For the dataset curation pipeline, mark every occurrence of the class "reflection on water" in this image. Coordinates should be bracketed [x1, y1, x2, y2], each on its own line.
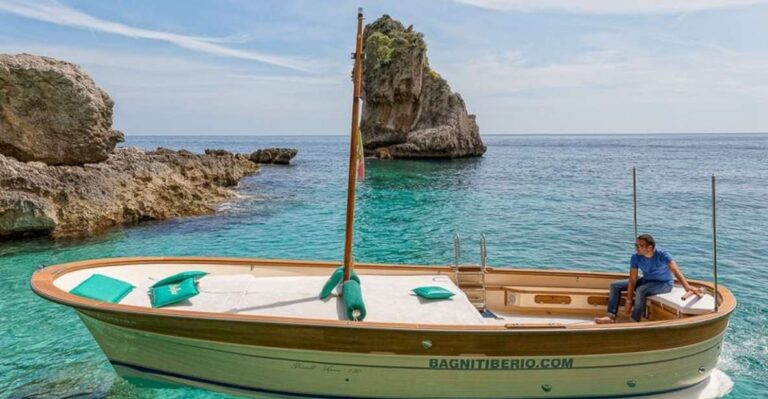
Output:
[363, 157, 485, 191]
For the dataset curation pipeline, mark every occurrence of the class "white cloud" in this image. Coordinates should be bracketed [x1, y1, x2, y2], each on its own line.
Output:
[0, 43, 227, 73]
[0, 42, 351, 134]
[444, 49, 768, 133]
[0, 0, 312, 72]
[455, 0, 768, 14]
[226, 74, 343, 86]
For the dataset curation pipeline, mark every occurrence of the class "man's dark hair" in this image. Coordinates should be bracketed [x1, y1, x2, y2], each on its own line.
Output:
[637, 234, 655, 248]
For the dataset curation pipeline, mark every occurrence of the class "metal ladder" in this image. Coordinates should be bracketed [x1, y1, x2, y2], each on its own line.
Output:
[452, 233, 487, 311]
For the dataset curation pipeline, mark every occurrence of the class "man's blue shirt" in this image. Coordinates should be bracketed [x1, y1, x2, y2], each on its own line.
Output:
[630, 248, 674, 283]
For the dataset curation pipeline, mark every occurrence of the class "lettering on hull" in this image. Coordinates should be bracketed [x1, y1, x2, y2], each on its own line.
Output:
[429, 358, 574, 370]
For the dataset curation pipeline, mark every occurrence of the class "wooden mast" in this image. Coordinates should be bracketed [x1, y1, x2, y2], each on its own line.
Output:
[343, 9, 364, 282]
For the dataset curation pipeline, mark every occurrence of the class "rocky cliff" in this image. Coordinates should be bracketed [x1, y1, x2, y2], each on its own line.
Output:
[0, 148, 257, 238]
[0, 54, 124, 166]
[360, 15, 486, 159]
[0, 54, 260, 239]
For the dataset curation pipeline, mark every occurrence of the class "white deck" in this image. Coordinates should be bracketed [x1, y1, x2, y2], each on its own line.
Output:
[124, 274, 493, 325]
[56, 267, 595, 325]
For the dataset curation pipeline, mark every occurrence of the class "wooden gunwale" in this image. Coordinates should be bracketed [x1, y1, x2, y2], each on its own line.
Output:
[76, 307, 728, 356]
[31, 256, 735, 341]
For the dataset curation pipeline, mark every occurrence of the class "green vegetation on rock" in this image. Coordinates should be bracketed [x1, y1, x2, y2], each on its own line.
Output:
[363, 15, 427, 76]
[366, 32, 394, 69]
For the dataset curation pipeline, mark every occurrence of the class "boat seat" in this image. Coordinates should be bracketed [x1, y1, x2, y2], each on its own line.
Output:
[501, 286, 609, 311]
[648, 286, 716, 315]
[502, 286, 608, 295]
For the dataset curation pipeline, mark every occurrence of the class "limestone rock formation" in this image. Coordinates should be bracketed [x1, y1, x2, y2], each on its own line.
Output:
[0, 191, 56, 238]
[360, 16, 485, 159]
[0, 53, 265, 239]
[205, 149, 233, 157]
[249, 148, 298, 165]
[0, 148, 258, 238]
[0, 54, 124, 165]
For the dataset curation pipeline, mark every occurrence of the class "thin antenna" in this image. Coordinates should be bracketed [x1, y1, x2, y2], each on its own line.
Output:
[712, 175, 719, 312]
[632, 167, 638, 240]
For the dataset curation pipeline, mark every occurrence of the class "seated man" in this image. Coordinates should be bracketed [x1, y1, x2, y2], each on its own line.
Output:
[595, 234, 702, 324]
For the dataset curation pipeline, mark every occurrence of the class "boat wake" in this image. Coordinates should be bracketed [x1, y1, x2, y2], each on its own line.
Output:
[645, 369, 733, 399]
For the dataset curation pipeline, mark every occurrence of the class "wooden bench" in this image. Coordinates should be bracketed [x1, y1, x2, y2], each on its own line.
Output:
[500, 285, 715, 319]
[502, 286, 610, 313]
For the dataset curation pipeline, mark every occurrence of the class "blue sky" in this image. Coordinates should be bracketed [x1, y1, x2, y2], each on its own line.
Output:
[0, 0, 766, 135]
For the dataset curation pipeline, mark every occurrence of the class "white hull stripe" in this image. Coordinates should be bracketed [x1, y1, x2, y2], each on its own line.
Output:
[110, 359, 709, 399]
[151, 338, 720, 371]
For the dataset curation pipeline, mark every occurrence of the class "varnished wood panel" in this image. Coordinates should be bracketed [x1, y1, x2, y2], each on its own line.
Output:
[534, 295, 572, 304]
[78, 307, 729, 357]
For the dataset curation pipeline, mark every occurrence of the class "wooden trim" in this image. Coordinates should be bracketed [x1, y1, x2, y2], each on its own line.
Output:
[647, 300, 680, 321]
[503, 286, 608, 295]
[534, 295, 571, 305]
[588, 296, 609, 306]
[78, 307, 729, 356]
[500, 306, 605, 317]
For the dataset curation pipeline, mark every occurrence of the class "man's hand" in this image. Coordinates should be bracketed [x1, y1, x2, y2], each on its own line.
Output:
[624, 301, 633, 317]
[681, 286, 704, 300]
[669, 261, 703, 300]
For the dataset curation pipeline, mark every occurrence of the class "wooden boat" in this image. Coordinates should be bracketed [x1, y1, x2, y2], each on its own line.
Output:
[31, 9, 735, 399]
[31, 256, 735, 398]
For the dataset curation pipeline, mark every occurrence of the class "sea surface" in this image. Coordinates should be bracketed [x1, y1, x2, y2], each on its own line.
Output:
[1, 134, 766, 398]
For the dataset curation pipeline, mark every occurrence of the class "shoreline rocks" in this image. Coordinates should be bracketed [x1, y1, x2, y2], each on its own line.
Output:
[360, 15, 486, 159]
[248, 148, 298, 165]
[0, 53, 267, 240]
[0, 54, 124, 166]
[0, 148, 258, 238]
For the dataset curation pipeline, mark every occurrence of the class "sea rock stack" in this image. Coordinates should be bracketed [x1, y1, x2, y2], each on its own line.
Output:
[0, 54, 124, 165]
[360, 15, 486, 159]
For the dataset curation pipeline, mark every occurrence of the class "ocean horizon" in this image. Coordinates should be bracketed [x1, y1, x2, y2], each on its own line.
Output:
[2, 133, 766, 398]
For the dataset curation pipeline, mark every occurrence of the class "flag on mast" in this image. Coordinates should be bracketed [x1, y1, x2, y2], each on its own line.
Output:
[356, 127, 365, 180]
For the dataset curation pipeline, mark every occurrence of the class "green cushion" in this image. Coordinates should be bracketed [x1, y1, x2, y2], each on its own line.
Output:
[150, 277, 200, 308]
[342, 280, 366, 321]
[412, 286, 456, 300]
[151, 271, 208, 288]
[319, 266, 361, 299]
[69, 274, 135, 303]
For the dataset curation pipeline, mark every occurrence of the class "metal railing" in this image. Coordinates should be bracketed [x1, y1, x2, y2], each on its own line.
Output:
[453, 232, 461, 268]
[452, 232, 487, 311]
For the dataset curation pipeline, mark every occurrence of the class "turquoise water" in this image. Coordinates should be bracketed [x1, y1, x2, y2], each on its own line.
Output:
[1, 134, 766, 398]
